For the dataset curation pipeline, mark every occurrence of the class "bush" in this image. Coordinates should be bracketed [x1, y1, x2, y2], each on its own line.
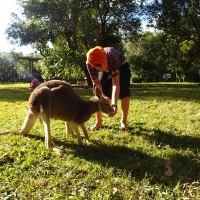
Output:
[131, 74, 141, 83]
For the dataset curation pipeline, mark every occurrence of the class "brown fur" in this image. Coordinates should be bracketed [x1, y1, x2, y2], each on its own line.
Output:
[0, 80, 113, 154]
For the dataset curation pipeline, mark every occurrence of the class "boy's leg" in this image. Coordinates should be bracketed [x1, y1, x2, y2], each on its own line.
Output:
[121, 96, 130, 129]
[119, 63, 131, 130]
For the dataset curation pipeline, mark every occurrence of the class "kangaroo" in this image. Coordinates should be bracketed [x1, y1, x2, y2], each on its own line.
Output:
[0, 80, 114, 154]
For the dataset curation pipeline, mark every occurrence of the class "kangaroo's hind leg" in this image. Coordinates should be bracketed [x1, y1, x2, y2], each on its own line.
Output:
[65, 122, 77, 138]
[0, 110, 38, 136]
[80, 124, 89, 141]
[69, 123, 83, 145]
[18, 110, 38, 135]
[41, 109, 63, 154]
[65, 122, 89, 141]
[38, 87, 63, 154]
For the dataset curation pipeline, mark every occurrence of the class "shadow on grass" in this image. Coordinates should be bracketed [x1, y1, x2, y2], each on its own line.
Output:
[131, 125, 200, 151]
[131, 83, 200, 101]
[0, 88, 31, 102]
[25, 128, 200, 186]
[1, 83, 200, 103]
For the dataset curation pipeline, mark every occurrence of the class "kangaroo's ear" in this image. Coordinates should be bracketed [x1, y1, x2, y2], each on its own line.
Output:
[93, 84, 103, 99]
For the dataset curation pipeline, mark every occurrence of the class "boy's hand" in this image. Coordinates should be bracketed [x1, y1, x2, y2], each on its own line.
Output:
[103, 95, 111, 103]
[109, 104, 117, 117]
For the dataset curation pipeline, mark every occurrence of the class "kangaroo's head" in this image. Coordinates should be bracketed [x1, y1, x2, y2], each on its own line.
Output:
[91, 84, 114, 116]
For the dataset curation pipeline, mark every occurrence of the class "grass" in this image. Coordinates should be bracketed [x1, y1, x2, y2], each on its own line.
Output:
[0, 82, 200, 199]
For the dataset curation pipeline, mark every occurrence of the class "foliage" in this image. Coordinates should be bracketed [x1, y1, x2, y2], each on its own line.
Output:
[126, 31, 200, 82]
[0, 51, 42, 82]
[131, 74, 141, 83]
[5, 0, 142, 84]
[147, 0, 200, 58]
[0, 82, 200, 199]
[40, 46, 86, 80]
[3, 0, 200, 83]
[126, 32, 166, 82]
[0, 52, 26, 82]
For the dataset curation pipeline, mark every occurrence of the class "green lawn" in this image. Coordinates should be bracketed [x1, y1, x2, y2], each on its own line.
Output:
[0, 82, 200, 199]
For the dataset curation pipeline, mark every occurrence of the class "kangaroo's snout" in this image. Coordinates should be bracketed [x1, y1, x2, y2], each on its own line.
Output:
[108, 107, 114, 116]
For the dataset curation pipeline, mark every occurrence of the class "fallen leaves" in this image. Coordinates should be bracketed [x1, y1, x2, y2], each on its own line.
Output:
[113, 187, 118, 195]
[159, 160, 174, 177]
[164, 160, 174, 177]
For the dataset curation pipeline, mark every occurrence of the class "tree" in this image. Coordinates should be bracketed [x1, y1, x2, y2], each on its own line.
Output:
[126, 32, 166, 82]
[5, 0, 142, 85]
[147, 0, 200, 58]
[0, 51, 40, 82]
[125, 31, 199, 82]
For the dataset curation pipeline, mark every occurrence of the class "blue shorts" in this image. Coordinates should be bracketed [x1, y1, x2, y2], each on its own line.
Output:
[98, 62, 131, 99]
